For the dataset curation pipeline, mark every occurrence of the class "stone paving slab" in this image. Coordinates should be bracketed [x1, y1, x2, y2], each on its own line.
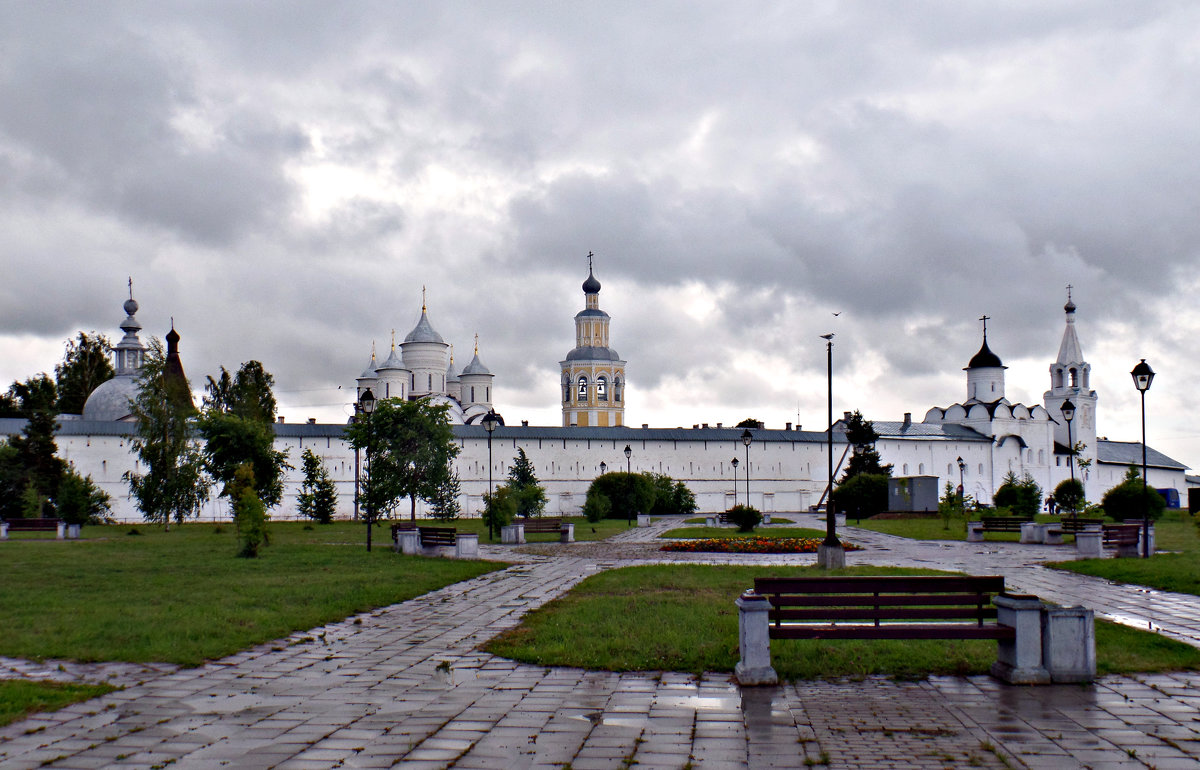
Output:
[5, 515, 1200, 768]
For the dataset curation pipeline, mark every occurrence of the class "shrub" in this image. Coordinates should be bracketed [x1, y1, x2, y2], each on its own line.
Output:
[992, 472, 1041, 517]
[55, 470, 112, 525]
[583, 490, 611, 523]
[647, 473, 698, 517]
[1101, 478, 1166, 523]
[482, 485, 516, 532]
[296, 448, 337, 524]
[725, 504, 762, 532]
[586, 472, 655, 520]
[1053, 479, 1086, 515]
[830, 473, 889, 520]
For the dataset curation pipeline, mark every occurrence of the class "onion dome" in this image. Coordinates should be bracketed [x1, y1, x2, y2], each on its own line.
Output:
[967, 337, 1004, 369]
[462, 352, 491, 376]
[359, 350, 377, 379]
[404, 308, 445, 344]
[582, 268, 601, 295]
[446, 354, 460, 382]
[379, 344, 405, 370]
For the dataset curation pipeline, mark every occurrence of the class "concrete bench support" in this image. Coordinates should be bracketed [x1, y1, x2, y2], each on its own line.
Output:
[66, 524, 81, 540]
[396, 529, 420, 555]
[1019, 522, 1044, 544]
[1043, 528, 1064, 546]
[991, 594, 1050, 684]
[966, 521, 983, 543]
[56, 521, 66, 540]
[762, 513, 771, 525]
[734, 591, 778, 686]
[705, 516, 718, 528]
[636, 514, 651, 527]
[0, 522, 7, 541]
[1042, 606, 1095, 683]
[501, 524, 525, 544]
[1139, 525, 1155, 556]
[561, 522, 575, 543]
[454, 533, 479, 559]
[1075, 529, 1103, 558]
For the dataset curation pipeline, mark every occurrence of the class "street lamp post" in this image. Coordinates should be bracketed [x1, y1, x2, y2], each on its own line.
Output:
[731, 457, 739, 507]
[956, 456, 965, 514]
[741, 429, 753, 508]
[359, 389, 376, 552]
[1131, 360, 1155, 558]
[1061, 398, 1076, 518]
[351, 406, 360, 522]
[600, 461, 607, 475]
[623, 445, 633, 526]
[482, 410, 500, 541]
[818, 333, 844, 568]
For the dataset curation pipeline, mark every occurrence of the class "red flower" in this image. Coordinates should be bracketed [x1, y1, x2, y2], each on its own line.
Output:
[660, 537, 861, 554]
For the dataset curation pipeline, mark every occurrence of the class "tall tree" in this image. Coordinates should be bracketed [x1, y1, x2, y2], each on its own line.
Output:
[345, 398, 460, 522]
[198, 361, 288, 509]
[507, 447, 547, 517]
[125, 339, 212, 530]
[2, 375, 66, 516]
[297, 448, 338, 524]
[840, 410, 892, 480]
[55, 332, 114, 414]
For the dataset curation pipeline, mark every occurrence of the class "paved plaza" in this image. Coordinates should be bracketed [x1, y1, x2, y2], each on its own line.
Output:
[4, 516, 1200, 768]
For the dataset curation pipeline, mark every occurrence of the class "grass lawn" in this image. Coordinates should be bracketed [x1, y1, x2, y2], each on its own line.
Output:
[0, 680, 115, 728]
[683, 516, 796, 525]
[0, 521, 499, 666]
[660, 526, 827, 540]
[484, 564, 1200, 680]
[851, 513, 1087, 543]
[1049, 511, 1200, 596]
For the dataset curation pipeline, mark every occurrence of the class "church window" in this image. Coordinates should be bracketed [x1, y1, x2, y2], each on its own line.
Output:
[471, 386, 475, 402]
[578, 375, 588, 400]
[1054, 368, 1063, 388]
[562, 374, 570, 402]
[428, 373, 433, 390]
[978, 463, 983, 475]
[385, 383, 390, 397]
[486, 387, 489, 401]
[613, 377, 622, 402]
[947, 463, 953, 475]
[597, 376, 608, 401]
[918, 463, 924, 474]
[902, 463, 909, 474]
[1038, 449, 1045, 464]
[1069, 368, 1078, 387]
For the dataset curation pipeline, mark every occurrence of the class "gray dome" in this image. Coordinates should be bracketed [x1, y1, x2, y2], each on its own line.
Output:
[565, 346, 621, 362]
[461, 352, 491, 375]
[82, 376, 138, 421]
[359, 354, 377, 379]
[404, 310, 445, 344]
[377, 347, 405, 370]
[447, 358, 461, 382]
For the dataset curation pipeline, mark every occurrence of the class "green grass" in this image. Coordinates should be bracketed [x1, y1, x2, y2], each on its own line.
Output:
[851, 514, 1087, 543]
[683, 516, 796, 525]
[484, 564, 1200, 680]
[660, 527, 827, 540]
[1048, 511, 1200, 596]
[0, 521, 500, 665]
[0, 680, 115, 728]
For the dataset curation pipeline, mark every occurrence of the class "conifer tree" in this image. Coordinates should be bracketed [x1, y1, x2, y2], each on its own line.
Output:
[297, 448, 338, 524]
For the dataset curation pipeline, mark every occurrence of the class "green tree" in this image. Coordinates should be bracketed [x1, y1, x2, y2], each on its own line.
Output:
[840, 411, 892, 480]
[56, 468, 112, 525]
[582, 489, 612, 522]
[585, 472, 655, 522]
[506, 448, 547, 517]
[55, 332, 114, 414]
[1101, 465, 1166, 522]
[735, 418, 763, 429]
[482, 484, 517, 532]
[646, 473, 698, 517]
[3, 375, 66, 515]
[296, 448, 338, 524]
[125, 339, 212, 530]
[725, 503, 763, 532]
[993, 471, 1041, 517]
[1054, 478, 1086, 515]
[429, 469, 463, 521]
[197, 361, 289, 510]
[230, 463, 269, 558]
[831, 473, 889, 519]
[345, 398, 460, 523]
[0, 442, 23, 520]
[19, 480, 47, 518]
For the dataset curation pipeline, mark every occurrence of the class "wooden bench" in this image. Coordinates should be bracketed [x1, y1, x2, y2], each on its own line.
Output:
[754, 575, 1016, 641]
[521, 517, 563, 535]
[1102, 523, 1141, 557]
[979, 516, 1033, 534]
[1057, 517, 1105, 534]
[416, 526, 457, 548]
[734, 575, 1063, 685]
[1, 518, 65, 540]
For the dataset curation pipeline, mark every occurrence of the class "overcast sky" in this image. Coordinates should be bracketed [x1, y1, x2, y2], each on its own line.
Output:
[3, 2, 1199, 468]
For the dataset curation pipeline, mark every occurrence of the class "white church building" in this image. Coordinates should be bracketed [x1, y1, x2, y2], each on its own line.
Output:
[2, 276, 1189, 522]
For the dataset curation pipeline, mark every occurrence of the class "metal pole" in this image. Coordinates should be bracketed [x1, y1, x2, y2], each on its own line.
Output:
[365, 417, 373, 552]
[1141, 389, 1150, 558]
[487, 431, 495, 541]
[744, 443, 751, 508]
[825, 338, 838, 546]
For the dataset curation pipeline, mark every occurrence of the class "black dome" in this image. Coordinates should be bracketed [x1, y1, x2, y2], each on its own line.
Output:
[582, 269, 601, 294]
[967, 338, 1004, 368]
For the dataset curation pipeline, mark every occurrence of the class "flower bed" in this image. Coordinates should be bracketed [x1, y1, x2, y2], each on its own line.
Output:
[660, 537, 862, 554]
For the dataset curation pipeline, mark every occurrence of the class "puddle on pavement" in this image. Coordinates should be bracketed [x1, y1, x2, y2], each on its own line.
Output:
[655, 694, 741, 711]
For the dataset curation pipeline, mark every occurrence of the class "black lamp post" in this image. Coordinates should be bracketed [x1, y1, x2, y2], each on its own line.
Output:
[351, 406, 360, 522]
[731, 457, 739, 507]
[821, 333, 839, 550]
[600, 461, 607, 475]
[624, 444, 632, 474]
[741, 429, 753, 507]
[956, 456, 965, 513]
[359, 388, 376, 552]
[482, 409, 500, 541]
[1061, 398, 1076, 516]
[1131, 359, 1155, 558]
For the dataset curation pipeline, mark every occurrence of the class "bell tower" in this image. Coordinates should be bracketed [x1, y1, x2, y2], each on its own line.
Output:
[560, 253, 626, 427]
[1044, 288, 1097, 474]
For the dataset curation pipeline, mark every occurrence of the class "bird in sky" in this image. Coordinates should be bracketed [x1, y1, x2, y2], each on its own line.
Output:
[820, 333, 834, 340]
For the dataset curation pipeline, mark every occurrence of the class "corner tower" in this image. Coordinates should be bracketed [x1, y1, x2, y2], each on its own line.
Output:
[560, 254, 626, 427]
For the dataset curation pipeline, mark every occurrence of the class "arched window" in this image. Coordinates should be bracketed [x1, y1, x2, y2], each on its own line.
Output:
[918, 463, 925, 474]
[613, 377, 622, 402]
[1054, 368, 1063, 388]
[978, 463, 983, 475]
[597, 376, 608, 401]
[1069, 368, 1078, 388]
[577, 375, 588, 401]
[947, 463, 953, 475]
[902, 463, 909, 475]
[562, 374, 570, 402]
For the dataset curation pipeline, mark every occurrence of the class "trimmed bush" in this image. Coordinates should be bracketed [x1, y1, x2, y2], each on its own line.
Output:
[1102, 480, 1166, 523]
[1053, 478, 1086, 515]
[586, 472, 656, 520]
[724, 504, 762, 532]
[831, 473, 889, 519]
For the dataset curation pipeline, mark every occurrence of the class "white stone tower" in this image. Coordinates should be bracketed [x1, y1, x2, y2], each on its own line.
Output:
[459, 335, 494, 410]
[560, 254, 626, 427]
[401, 295, 450, 398]
[1043, 289, 1097, 478]
[964, 315, 1006, 403]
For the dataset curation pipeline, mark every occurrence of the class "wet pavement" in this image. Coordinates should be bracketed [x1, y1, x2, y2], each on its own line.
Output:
[3, 515, 1200, 768]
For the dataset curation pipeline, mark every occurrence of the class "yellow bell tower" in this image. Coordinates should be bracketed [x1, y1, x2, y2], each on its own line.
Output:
[561, 253, 626, 427]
